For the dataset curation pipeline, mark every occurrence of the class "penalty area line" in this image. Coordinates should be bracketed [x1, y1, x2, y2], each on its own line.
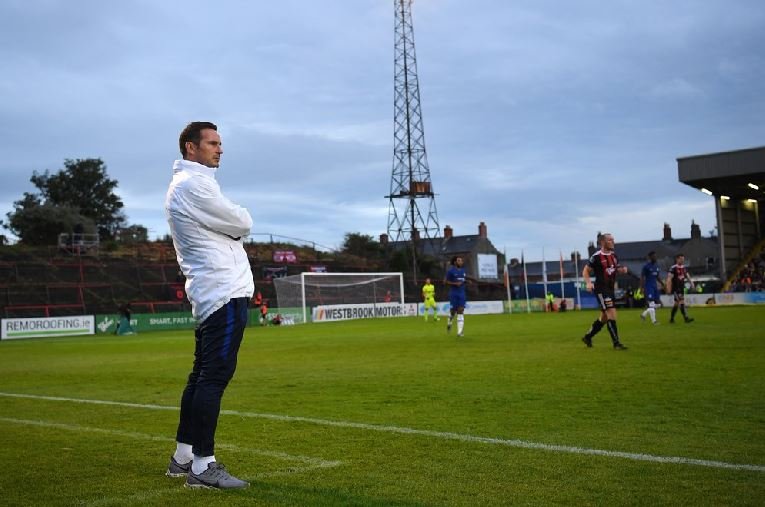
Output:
[1, 391, 763, 473]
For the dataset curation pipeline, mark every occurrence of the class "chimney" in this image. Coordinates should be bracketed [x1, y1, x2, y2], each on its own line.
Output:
[478, 221, 488, 238]
[587, 241, 596, 257]
[379, 233, 388, 246]
[690, 220, 701, 239]
[663, 223, 672, 241]
[444, 225, 453, 240]
[571, 251, 580, 262]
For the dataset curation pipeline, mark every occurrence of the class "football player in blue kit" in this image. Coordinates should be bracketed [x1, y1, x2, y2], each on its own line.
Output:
[445, 255, 468, 337]
[640, 251, 665, 324]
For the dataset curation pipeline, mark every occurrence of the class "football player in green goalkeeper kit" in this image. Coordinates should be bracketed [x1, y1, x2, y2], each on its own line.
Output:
[422, 278, 439, 321]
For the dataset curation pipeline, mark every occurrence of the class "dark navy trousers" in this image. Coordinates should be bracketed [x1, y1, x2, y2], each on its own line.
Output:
[175, 297, 249, 457]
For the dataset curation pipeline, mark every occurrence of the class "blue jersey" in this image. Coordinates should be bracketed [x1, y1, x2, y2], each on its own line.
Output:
[446, 266, 466, 296]
[642, 261, 661, 299]
[446, 266, 467, 309]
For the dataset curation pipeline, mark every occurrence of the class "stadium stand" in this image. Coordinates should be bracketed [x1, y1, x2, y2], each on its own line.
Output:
[723, 238, 765, 292]
[0, 245, 193, 317]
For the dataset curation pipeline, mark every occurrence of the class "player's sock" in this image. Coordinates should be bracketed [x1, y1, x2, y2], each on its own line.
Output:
[605, 319, 620, 345]
[670, 306, 678, 321]
[640, 308, 649, 319]
[584, 319, 604, 339]
[649, 307, 656, 323]
[680, 304, 688, 319]
[192, 455, 216, 475]
[173, 442, 193, 465]
[457, 314, 464, 334]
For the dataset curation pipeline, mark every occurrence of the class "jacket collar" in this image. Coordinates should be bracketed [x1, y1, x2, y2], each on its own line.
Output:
[173, 159, 218, 178]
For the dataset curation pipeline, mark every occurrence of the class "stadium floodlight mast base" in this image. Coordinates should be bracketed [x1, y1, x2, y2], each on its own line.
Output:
[273, 272, 405, 324]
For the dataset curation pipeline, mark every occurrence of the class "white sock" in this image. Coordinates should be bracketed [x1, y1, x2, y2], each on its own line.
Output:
[641, 308, 649, 318]
[457, 314, 464, 334]
[649, 307, 656, 323]
[173, 442, 193, 464]
[192, 455, 216, 475]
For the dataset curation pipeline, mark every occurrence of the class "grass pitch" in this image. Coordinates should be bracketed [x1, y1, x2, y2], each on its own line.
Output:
[0, 306, 763, 506]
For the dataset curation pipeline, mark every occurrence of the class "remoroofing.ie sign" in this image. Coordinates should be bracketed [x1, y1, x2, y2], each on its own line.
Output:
[1, 316, 95, 340]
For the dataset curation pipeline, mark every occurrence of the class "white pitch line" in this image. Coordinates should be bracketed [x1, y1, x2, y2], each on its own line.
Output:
[1, 392, 763, 473]
[0, 416, 341, 469]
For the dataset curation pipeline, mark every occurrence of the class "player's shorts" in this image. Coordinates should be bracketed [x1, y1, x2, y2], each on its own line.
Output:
[423, 297, 437, 309]
[644, 290, 662, 306]
[672, 291, 685, 302]
[594, 291, 615, 311]
[449, 292, 466, 310]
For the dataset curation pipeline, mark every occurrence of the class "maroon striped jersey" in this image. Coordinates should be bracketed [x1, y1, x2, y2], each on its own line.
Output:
[587, 249, 619, 292]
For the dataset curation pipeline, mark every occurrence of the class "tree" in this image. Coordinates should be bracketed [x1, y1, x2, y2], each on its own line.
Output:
[116, 225, 148, 243]
[3, 197, 95, 246]
[341, 233, 383, 258]
[3, 158, 127, 244]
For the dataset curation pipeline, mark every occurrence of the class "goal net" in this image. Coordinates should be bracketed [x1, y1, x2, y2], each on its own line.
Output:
[273, 272, 404, 324]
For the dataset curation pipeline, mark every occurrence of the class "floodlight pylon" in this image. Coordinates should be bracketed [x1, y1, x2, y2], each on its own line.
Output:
[386, 0, 440, 246]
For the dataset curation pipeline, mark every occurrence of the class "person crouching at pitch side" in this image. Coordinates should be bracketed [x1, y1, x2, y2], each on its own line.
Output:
[581, 233, 628, 350]
[164, 121, 254, 490]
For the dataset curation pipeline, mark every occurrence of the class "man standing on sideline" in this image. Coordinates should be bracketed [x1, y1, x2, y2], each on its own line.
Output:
[422, 277, 439, 321]
[165, 122, 253, 489]
[445, 256, 468, 337]
[667, 253, 695, 324]
[640, 251, 664, 325]
[581, 233, 629, 350]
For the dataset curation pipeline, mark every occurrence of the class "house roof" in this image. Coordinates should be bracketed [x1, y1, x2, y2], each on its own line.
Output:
[386, 234, 502, 258]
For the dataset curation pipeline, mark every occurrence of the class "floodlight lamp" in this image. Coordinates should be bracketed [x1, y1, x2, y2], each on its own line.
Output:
[720, 195, 730, 201]
[746, 199, 757, 204]
[700, 188, 713, 195]
[748, 183, 759, 190]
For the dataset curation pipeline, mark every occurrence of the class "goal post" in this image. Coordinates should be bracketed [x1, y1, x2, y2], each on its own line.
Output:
[272, 272, 405, 324]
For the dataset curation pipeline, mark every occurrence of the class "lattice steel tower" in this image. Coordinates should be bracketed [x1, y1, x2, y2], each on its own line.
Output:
[386, 0, 440, 244]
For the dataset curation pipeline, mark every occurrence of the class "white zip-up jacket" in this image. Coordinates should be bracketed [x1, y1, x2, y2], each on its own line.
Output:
[165, 159, 254, 322]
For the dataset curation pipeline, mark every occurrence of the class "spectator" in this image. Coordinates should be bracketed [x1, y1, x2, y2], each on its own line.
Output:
[260, 299, 269, 326]
[625, 286, 635, 308]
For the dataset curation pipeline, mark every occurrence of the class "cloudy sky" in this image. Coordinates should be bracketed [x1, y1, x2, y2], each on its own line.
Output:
[1, 0, 763, 260]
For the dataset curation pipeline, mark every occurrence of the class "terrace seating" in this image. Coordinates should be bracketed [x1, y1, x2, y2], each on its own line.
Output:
[0, 252, 191, 318]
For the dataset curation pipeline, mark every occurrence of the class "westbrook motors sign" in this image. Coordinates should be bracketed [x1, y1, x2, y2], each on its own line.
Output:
[1, 316, 95, 340]
[312, 303, 418, 323]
